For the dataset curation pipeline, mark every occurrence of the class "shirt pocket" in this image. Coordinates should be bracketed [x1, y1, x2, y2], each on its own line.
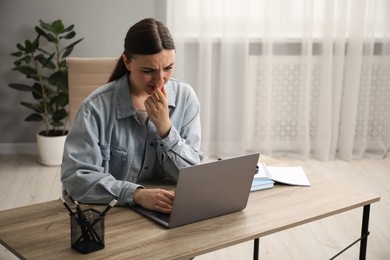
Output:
[100, 145, 128, 178]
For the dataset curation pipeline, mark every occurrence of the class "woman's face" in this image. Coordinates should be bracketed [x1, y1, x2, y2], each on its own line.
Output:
[122, 49, 175, 95]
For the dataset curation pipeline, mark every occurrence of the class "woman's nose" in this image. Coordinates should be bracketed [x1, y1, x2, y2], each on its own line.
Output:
[153, 71, 165, 83]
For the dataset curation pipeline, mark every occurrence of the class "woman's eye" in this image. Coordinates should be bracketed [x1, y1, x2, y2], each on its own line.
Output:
[142, 70, 153, 74]
[164, 66, 173, 71]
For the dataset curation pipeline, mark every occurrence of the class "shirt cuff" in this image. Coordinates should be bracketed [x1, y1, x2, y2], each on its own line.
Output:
[156, 125, 180, 152]
[119, 182, 144, 206]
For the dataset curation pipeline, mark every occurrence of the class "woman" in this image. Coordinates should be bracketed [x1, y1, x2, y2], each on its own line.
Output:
[61, 18, 204, 214]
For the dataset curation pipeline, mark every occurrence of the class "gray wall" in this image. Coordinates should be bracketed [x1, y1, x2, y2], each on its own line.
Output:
[0, 0, 166, 152]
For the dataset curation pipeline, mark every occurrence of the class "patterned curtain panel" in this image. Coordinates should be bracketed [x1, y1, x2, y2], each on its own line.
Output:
[167, 0, 390, 160]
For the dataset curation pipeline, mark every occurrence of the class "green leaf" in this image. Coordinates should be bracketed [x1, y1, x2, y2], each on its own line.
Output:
[44, 53, 56, 69]
[59, 93, 69, 106]
[59, 60, 67, 68]
[62, 47, 73, 59]
[48, 70, 67, 87]
[32, 36, 40, 50]
[61, 31, 76, 39]
[63, 24, 74, 33]
[8, 83, 33, 92]
[61, 38, 83, 58]
[45, 33, 57, 43]
[21, 102, 44, 113]
[25, 113, 43, 122]
[39, 20, 52, 31]
[35, 53, 56, 69]
[16, 43, 25, 51]
[52, 93, 68, 107]
[35, 26, 47, 37]
[13, 65, 37, 77]
[58, 75, 68, 92]
[52, 20, 65, 34]
[14, 55, 32, 66]
[24, 40, 35, 53]
[52, 109, 67, 121]
[20, 101, 34, 109]
[37, 21, 57, 42]
[24, 55, 32, 64]
[32, 83, 44, 100]
[11, 51, 23, 57]
[46, 103, 54, 114]
[34, 53, 45, 64]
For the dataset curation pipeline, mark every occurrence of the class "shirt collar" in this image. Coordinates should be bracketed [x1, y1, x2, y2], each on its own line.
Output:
[165, 80, 176, 108]
[115, 75, 135, 119]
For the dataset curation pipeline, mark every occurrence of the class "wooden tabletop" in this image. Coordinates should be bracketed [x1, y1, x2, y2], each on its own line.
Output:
[0, 157, 380, 260]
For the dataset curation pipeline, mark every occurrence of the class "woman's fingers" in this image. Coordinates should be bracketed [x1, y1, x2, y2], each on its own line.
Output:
[134, 188, 175, 213]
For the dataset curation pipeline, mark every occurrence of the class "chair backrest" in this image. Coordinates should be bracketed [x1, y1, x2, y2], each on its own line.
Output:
[67, 57, 118, 123]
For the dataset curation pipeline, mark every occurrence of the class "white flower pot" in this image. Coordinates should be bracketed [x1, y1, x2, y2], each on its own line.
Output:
[36, 133, 67, 166]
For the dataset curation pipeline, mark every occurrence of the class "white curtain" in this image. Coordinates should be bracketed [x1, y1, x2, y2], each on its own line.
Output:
[167, 0, 390, 160]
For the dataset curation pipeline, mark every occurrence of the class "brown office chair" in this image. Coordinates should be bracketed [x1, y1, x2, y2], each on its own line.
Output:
[67, 57, 118, 123]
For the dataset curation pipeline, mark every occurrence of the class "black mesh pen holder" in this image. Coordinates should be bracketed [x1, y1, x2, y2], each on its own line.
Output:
[70, 208, 105, 254]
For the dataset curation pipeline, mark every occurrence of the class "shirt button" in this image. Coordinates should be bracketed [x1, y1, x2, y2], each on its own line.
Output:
[150, 143, 154, 147]
[144, 166, 149, 170]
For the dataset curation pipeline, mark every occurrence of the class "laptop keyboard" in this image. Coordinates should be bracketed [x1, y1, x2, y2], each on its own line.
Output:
[151, 211, 171, 223]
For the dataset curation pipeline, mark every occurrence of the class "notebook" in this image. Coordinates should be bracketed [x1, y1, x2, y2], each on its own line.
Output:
[132, 153, 260, 228]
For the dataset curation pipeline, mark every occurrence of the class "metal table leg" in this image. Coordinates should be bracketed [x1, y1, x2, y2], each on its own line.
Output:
[359, 204, 371, 260]
[253, 238, 259, 260]
[330, 204, 372, 259]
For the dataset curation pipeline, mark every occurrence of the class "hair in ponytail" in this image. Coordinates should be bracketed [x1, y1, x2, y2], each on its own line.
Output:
[108, 18, 175, 82]
[108, 57, 127, 82]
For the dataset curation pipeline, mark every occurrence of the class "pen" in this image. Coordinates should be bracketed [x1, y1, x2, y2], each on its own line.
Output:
[60, 196, 74, 215]
[74, 201, 86, 220]
[90, 199, 117, 227]
[100, 199, 118, 217]
[68, 195, 75, 203]
[74, 201, 94, 241]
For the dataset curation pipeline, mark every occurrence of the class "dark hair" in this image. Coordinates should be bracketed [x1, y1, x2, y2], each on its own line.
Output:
[108, 18, 175, 82]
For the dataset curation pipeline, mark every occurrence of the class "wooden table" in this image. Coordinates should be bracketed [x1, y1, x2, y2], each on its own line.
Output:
[0, 158, 380, 260]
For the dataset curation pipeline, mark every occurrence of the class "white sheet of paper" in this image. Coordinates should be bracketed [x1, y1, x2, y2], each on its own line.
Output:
[266, 166, 311, 186]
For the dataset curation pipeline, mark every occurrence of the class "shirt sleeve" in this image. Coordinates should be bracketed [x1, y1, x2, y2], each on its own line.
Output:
[61, 103, 142, 206]
[156, 85, 205, 181]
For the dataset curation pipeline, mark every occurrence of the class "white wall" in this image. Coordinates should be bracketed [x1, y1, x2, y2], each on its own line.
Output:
[0, 0, 166, 152]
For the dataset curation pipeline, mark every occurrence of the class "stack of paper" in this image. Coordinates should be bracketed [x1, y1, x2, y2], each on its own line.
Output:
[251, 178, 275, 191]
[251, 162, 311, 192]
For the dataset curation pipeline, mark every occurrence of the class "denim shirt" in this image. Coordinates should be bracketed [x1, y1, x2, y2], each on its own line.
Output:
[61, 75, 204, 206]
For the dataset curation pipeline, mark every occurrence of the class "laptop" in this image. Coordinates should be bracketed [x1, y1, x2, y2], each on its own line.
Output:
[132, 153, 259, 228]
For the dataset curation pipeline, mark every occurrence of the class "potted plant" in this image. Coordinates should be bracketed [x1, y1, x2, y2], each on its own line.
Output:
[9, 19, 83, 166]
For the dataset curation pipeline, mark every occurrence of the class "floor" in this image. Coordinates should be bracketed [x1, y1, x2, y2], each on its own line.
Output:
[0, 154, 389, 259]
